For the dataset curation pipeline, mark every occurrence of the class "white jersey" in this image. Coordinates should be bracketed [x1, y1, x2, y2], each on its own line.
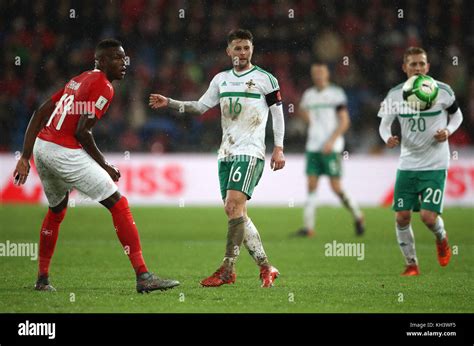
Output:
[378, 80, 456, 170]
[198, 66, 280, 160]
[300, 85, 347, 153]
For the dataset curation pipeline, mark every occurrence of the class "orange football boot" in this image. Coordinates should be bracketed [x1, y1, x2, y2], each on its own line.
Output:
[436, 237, 452, 267]
[200, 266, 236, 287]
[401, 264, 420, 276]
[259, 265, 280, 288]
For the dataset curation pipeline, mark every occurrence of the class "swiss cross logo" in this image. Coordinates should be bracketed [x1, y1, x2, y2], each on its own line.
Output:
[95, 96, 108, 110]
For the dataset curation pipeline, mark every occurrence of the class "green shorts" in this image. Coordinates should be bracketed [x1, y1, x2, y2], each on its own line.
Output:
[393, 169, 447, 214]
[218, 155, 265, 200]
[306, 152, 342, 177]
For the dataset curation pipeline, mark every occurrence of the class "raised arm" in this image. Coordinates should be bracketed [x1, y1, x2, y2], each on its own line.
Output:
[149, 94, 210, 114]
[149, 75, 219, 115]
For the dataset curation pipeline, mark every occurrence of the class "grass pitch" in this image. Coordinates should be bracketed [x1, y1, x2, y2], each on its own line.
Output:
[0, 205, 472, 313]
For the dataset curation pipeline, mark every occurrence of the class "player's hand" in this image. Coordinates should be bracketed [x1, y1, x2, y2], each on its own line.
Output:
[271, 146, 285, 171]
[105, 163, 121, 182]
[386, 136, 400, 148]
[149, 94, 169, 109]
[13, 157, 30, 186]
[434, 129, 450, 142]
[322, 141, 334, 154]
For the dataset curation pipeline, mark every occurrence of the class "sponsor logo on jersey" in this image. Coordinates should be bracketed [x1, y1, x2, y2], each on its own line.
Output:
[95, 96, 108, 110]
[221, 81, 227, 86]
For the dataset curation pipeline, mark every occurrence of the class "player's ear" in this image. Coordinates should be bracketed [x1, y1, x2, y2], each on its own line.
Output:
[226, 46, 231, 57]
[426, 63, 430, 74]
[402, 63, 407, 74]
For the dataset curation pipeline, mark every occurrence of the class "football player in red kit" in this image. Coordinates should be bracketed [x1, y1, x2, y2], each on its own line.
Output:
[13, 39, 179, 293]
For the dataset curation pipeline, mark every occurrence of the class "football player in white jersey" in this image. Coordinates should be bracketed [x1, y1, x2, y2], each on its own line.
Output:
[378, 47, 463, 276]
[149, 29, 285, 287]
[294, 63, 365, 237]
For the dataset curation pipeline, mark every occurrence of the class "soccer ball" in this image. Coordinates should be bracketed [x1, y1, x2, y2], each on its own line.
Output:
[402, 74, 439, 111]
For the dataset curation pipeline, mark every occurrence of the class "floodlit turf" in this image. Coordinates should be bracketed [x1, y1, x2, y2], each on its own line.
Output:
[0, 205, 472, 313]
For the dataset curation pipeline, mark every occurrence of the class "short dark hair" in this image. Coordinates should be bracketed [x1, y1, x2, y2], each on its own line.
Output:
[403, 47, 427, 63]
[227, 29, 253, 45]
[95, 38, 122, 52]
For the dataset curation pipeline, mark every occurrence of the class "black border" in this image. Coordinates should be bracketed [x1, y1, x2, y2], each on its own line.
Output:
[1, 313, 473, 345]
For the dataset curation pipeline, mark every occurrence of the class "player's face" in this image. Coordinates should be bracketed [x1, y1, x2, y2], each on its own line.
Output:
[103, 46, 127, 81]
[311, 65, 330, 89]
[403, 54, 430, 78]
[226, 39, 253, 70]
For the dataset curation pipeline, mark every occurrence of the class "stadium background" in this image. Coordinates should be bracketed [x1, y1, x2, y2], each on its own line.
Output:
[1, 0, 473, 155]
[0, 0, 473, 318]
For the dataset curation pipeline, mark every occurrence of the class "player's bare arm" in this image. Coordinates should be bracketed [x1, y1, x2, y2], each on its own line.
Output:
[271, 146, 285, 171]
[75, 114, 121, 181]
[298, 107, 310, 124]
[434, 128, 450, 142]
[13, 98, 56, 185]
[323, 107, 350, 154]
[148, 94, 168, 109]
[386, 136, 400, 148]
[149, 93, 209, 115]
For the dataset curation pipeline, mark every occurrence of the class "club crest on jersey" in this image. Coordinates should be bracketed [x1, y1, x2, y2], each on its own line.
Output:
[246, 79, 256, 89]
[95, 96, 108, 110]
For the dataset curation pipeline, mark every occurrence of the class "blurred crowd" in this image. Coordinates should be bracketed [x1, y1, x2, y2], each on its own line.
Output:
[1, 0, 473, 154]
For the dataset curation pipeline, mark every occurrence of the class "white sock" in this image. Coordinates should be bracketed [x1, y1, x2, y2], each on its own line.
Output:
[243, 218, 269, 266]
[430, 216, 447, 242]
[396, 223, 418, 265]
[303, 191, 317, 230]
[339, 191, 363, 220]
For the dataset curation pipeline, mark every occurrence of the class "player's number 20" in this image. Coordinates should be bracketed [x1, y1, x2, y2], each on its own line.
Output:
[408, 117, 426, 132]
[423, 188, 442, 205]
[46, 93, 75, 130]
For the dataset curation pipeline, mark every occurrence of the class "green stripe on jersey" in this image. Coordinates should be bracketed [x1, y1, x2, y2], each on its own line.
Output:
[308, 104, 336, 109]
[399, 110, 442, 118]
[255, 66, 277, 88]
[219, 92, 261, 99]
[439, 84, 454, 96]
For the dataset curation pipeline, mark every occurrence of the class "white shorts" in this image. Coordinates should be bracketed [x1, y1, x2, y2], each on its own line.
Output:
[33, 138, 118, 207]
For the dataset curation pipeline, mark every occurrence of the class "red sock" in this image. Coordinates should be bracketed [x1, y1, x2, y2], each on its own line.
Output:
[38, 208, 67, 276]
[109, 196, 148, 275]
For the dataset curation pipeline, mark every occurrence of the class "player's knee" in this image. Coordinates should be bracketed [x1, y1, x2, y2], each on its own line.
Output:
[396, 212, 411, 227]
[420, 211, 437, 228]
[224, 199, 244, 218]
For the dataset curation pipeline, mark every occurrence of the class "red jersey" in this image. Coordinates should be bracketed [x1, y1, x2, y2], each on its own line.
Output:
[38, 70, 114, 149]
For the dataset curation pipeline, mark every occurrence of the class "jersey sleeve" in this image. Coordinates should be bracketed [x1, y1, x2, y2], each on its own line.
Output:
[198, 75, 220, 109]
[337, 88, 348, 107]
[377, 92, 395, 118]
[438, 83, 456, 110]
[261, 72, 280, 95]
[51, 88, 64, 103]
[299, 90, 310, 111]
[88, 80, 114, 119]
